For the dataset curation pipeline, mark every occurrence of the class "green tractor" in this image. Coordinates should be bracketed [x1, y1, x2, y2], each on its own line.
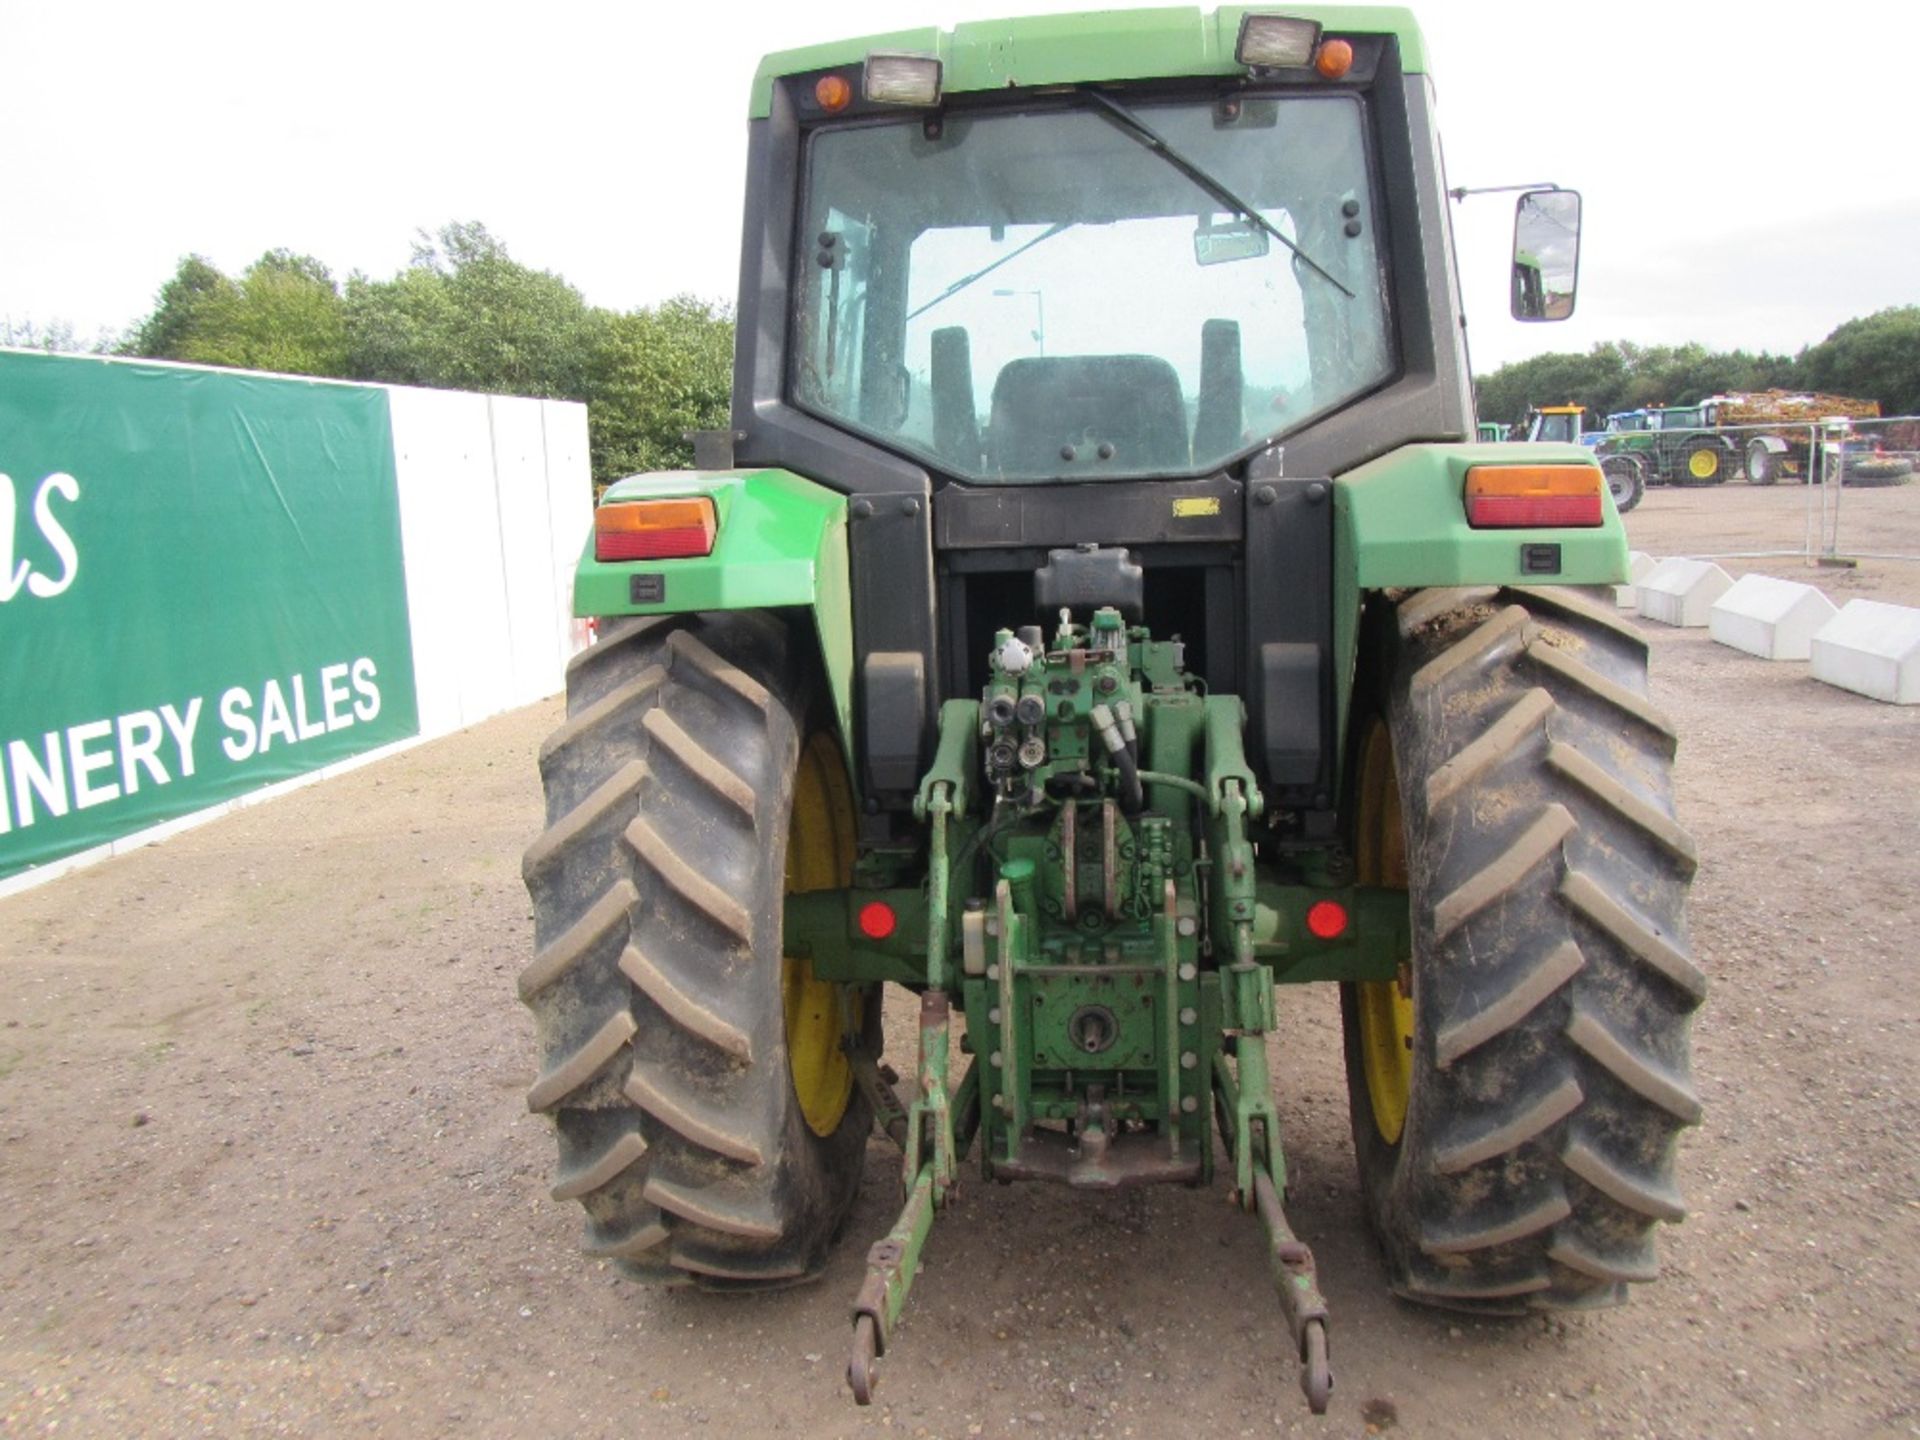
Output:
[519, 6, 1702, 1416]
[1525, 404, 1643, 511]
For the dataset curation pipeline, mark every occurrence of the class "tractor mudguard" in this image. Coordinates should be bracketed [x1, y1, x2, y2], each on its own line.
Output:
[1329, 440, 1629, 790]
[1334, 441, 1629, 591]
[572, 467, 854, 772]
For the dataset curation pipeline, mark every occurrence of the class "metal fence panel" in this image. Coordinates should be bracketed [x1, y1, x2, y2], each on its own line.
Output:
[1590, 407, 1919, 562]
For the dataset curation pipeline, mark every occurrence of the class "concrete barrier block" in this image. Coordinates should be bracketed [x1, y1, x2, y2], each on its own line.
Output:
[1614, 550, 1660, 609]
[1810, 600, 1920, 704]
[1636, 558, 1734, 627]
[1708, 574, 1839, 660]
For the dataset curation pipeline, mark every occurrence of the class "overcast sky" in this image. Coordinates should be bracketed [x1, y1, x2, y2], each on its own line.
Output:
[4, 0, 1915, 373]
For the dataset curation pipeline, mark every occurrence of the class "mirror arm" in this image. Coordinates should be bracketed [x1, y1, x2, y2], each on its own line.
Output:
[1448, 181, 1563, 203]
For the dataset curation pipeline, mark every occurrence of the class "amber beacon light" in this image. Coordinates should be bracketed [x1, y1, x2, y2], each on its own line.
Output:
[1314, 38, 1354, 79]
[814, 73, 853, 112]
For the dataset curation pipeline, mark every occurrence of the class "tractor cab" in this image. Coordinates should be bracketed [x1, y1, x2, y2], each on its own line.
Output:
[1524, 403, 1586, 444]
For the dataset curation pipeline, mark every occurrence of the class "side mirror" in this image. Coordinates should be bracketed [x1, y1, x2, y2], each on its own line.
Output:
[1511, 189, 1580, 321]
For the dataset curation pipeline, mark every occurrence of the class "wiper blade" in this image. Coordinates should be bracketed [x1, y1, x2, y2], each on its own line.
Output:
[905, 220, 1075, 322]
[1084, 90, 1354, 300]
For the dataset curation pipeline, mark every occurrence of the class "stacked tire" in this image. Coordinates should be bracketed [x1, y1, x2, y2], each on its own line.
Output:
[1845, 456, 1913, 488]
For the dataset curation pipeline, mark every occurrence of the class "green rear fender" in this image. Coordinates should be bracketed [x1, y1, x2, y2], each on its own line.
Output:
[574, 468, 854, 777]
[1335, 441, 1628, 592]
[1329, 440, 1630, 785]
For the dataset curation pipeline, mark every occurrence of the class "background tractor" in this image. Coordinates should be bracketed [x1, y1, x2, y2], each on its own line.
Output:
[1593, 403, 1736, 498]
[519, 6, 1701, 1416]
[1523, 403, 1589, 445]
[1524, 404, 1641, 511]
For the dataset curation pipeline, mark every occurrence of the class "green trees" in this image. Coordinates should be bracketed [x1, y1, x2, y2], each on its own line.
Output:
[1473, 343, 1628, 426]
[0, 317, 101, 353]
[344, 223, 597, 399]
[110, 223, 1917, 477]
[1473, 340, 1800, 428]
[127, 251, 350, 376]
[124, 256, 232, 361]
[1797, 307, 1920, 419]
[121, 223, 732, 487]
[585, 297, 734, 481]
[1475, 314, 1919, 428]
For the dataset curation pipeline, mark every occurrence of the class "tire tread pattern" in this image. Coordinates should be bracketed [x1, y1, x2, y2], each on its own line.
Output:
[520, 614, 868, 1285]
[1349, 586, 1703, 1313]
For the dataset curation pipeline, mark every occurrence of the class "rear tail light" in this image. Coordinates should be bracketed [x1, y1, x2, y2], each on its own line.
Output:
[595, 497, 717, 561]
[1464, 465, 1604, 528]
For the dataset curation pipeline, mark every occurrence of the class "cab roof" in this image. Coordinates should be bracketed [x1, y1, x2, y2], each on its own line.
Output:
[749, 5, 1428, 117]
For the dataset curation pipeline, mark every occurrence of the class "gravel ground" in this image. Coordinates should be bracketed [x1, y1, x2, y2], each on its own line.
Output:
[2, 483, 1916, 1438]
[1621, 477, 1920, 608]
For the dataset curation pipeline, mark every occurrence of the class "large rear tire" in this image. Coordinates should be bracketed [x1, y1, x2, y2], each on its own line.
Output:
[519, 613, 872, 1288]
[1341, 586, 1704, 1313]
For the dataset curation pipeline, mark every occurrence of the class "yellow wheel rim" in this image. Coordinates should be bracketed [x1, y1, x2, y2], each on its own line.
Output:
[784, 732, 858, 1137]
[1688, 448, 1718, 480]
[1354, 721, 1414, 1146]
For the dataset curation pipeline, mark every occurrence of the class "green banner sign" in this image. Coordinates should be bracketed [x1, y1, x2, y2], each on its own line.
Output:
[1, 352, 419, 879]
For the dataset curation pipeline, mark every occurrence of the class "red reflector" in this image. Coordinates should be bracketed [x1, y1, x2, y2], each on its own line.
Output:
[1306, 900, 1349, 940]
[595, 526, 715, 561]
[1464, 494, 1604, 528]
[857, 900, 897, 941]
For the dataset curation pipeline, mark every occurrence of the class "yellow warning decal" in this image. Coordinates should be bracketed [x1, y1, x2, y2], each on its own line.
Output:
[1172, 497, 1221, 518]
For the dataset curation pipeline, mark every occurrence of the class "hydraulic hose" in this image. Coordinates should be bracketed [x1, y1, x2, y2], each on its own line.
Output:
[1113, 745, 1146, 816]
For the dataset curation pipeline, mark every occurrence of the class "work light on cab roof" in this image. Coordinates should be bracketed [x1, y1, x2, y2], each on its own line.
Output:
[1235, 13, 1321, 66]
[1235, 12, 1352, 76]
[864, 51, 942, 106]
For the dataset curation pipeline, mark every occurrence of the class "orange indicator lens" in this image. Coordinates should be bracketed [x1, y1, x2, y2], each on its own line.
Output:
[1314, 38, 1354, 79]
[594, 497, 718, 561]
[1464, 465, 1604, 528]
[815, 73, 853, 112]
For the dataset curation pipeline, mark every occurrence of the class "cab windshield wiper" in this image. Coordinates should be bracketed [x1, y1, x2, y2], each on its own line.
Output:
[1084, 90, 1354, 299]
[905, 220, 1075, 322]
